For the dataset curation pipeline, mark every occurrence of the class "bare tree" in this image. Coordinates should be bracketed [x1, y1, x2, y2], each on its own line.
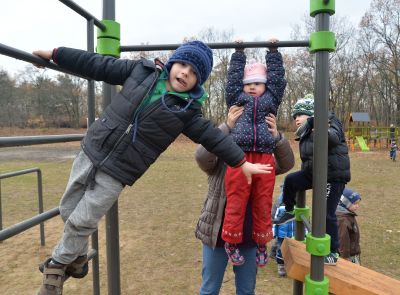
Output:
[358, 0, 400, 125]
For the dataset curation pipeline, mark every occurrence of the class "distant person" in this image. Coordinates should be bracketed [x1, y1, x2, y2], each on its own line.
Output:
[222, 39, 287, 267]
[336, 188, 361, 264]
[32, 41, 271, 295]
[389, 140, 397, 161]
[195, 105, 294, 294]
[274, 94, 351, 265]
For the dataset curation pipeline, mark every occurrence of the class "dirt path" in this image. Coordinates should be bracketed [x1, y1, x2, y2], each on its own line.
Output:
[0, 142, 81, 161]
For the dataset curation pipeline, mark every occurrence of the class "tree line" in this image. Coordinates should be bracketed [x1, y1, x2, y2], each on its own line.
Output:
[0, 0, 398, 130]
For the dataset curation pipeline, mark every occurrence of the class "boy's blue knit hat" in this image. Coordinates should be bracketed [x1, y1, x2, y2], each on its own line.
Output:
[292, 94, 315, 119]
[339, 188, 361, 209]
[165, 40, 213, 86]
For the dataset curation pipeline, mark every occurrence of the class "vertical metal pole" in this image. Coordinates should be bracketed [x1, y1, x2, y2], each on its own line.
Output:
[87, 18, 96, 128]
[293, 190, 306, 295]
[87, 18, 101, 295]
[102, 1, 121, 295]
[37, 170, 45, 246]
[0, 180, 3, 235]
[91, 232, 101, 295]
[310, 12, 330, 282]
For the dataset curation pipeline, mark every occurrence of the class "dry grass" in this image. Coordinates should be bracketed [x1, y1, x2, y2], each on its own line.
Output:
[0, 139, 399, 294]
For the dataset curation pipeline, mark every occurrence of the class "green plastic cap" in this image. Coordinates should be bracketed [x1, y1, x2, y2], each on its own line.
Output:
[309, 31, 336, 53]
[306, 233, 330, 256]
[310, 0, 335, 17]
[305, 274, 329, 295]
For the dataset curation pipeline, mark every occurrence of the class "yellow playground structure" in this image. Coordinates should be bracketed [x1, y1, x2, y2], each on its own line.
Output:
[347, 112, 398, 152]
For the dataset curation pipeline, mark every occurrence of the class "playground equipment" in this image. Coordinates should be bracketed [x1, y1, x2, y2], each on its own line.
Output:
[355, 136, 370, 152]
[282, 238, 400, 295]
[347, 112, 399, 151]
[1, 0, 399, 294]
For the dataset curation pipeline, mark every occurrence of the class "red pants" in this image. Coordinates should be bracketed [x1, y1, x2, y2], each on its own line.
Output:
[222, 152, 275, 245]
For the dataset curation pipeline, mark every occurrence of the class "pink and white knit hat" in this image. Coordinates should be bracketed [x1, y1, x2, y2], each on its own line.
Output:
[243, 59, 267, 84]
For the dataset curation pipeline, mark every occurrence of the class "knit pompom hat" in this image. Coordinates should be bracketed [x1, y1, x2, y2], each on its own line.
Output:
[291, 94, 315, 119]
[243, 59, 267, 84]
[339, 188, 361, 209]
[165, 40, 213, 86]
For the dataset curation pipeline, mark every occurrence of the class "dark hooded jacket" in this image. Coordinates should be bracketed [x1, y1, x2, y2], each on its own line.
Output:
[53, 47, 245, 186]
[297, 112, 351, 183]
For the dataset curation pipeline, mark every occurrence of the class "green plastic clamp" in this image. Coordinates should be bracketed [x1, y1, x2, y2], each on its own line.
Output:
[309, 31, 336, 53]
[306, 233, 330, 256]
[294, 206, 310, 222]
[310, 0, 335, 17]
[97, 20, 120, 57]
[305, 274, 329, 295]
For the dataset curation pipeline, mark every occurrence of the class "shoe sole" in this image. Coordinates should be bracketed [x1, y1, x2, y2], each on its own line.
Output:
[229, 258, 245, 266]
[231, 261, 245, 266]
[257, 263, 267, 268]
[324, 258, 338, 265]
[324, 262, 337, 266]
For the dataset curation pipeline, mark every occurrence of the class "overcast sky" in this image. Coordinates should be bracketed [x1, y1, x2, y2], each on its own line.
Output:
[1, 0, 374, 76]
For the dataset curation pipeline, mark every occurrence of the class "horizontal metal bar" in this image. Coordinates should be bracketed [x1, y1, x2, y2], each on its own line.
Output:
[0, 168, 40, 180]
[0, 134, 85, 148]
[88, 249, 97, 260]
[0, 43, 90, 79]
[58, 0, 106, 30]
[120, 40, 309, 52]
[0, 207, 59, 241]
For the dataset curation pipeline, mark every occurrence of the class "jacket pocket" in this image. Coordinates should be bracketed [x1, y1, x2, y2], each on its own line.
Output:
[88, 115, 119, 151]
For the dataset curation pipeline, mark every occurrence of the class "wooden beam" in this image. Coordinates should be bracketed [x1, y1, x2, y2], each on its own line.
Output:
[281, 238, 400, 295]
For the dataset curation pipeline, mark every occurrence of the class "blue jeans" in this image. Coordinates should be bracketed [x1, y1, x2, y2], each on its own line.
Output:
[275, 237, 285, 265]
[200, 244, 257, 295]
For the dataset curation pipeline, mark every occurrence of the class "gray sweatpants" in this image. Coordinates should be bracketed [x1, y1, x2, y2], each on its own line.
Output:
[52, 151, 124, 264]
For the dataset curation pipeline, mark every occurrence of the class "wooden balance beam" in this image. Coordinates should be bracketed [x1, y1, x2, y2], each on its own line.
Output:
[281, 238, 400, 295]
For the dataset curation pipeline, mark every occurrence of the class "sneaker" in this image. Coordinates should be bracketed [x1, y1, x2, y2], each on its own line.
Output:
[273, 211, 295, 225]
[277, 264, 287, 277]
[324, 252, 339, 265]
[66, 255, 89, 278]
[37, 258, 67, 295]
[256, 245, 268, 268]
[39, 255, 89, 279]
[224, 242, 245, 266]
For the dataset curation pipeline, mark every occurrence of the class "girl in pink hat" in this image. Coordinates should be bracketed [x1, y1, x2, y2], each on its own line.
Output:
[222, 39, 287, 267]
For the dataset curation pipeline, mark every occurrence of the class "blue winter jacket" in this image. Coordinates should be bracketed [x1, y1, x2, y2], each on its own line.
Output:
[225, 51, 287, 153]
[272, 195, 295, 238]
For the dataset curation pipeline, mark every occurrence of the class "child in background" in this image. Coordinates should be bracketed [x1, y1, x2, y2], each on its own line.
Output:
[32, 41, 271, 295]
[274, 95, 351, 265]
[222, 39, 287, 267]
[389, 140, 397, 161]
[271, 193, 295, 277]
[336, 187, 361, 264]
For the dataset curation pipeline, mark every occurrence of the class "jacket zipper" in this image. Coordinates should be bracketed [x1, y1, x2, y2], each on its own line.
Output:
[252, 97, 258, 151]
[98, 70, 160, 167]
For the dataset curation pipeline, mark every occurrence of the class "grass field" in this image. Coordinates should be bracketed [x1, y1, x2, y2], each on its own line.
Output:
[0, 138, 399, 294]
